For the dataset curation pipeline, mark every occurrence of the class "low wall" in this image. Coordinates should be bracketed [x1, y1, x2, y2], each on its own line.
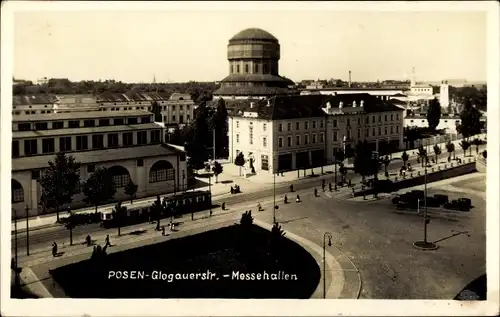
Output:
[355, 162, 477, 197]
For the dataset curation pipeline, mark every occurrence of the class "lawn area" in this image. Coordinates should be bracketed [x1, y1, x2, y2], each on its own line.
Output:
[50, 224, 320, 298]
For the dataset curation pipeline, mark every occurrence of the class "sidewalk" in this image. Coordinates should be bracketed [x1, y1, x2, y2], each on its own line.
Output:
[11, 179, 232, 233]
[12, 136, 485, 232]
[18, 193, 355, 299]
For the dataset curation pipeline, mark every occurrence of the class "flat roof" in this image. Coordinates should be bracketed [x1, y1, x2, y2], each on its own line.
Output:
[12, 110, 152, 122]
[13, 123, 162, 139]
[12, 144, 182, 172]
[299, 87, 408, 91]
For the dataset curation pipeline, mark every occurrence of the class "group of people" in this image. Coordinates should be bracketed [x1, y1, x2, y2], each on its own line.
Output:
[52, 234, 113, 257]
[230, 184, 241, 194]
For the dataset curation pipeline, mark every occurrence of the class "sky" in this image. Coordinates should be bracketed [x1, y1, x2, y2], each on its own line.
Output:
[11, 3, 488, 84]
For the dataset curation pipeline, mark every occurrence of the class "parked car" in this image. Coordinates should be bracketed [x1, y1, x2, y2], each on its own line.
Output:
[434, 194, 449, 205]
[425, 196, 441, 208]
[457, 198, 472, 208]
[397, 200, 418, 210]
[410, 190, 425, 199]
[444, 200, 470, 212]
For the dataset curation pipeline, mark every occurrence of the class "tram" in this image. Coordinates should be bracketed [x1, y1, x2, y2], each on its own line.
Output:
[101, 190, 212, 228]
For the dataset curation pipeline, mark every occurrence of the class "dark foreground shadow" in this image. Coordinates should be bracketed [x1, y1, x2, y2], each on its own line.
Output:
[454, 274, 486, 300]
[51, 224, 320, 299]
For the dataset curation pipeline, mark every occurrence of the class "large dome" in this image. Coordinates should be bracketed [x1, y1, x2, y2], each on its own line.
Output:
[230, 28, 278, 42]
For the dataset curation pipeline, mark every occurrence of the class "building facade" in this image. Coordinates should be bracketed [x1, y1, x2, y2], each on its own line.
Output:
[12, 95, 59, 116]
[404, 114, 487, 134]
[300, 87, 407, 101]
[213, 28, 296, 100]
[12, 110, 187, 218]
[228, 94, 404, 174]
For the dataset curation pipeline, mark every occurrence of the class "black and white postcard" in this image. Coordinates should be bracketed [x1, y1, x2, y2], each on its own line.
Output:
[1, 1, 499, 316]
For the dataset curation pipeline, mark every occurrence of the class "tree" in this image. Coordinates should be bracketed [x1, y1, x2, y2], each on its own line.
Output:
[270, 223, 286, 254]
[353, 141, 379, 182]
[433, 145, 442, 163]
[186, 104, 210, 170]
[417, 145, 427, 168]
[401, 151, 409, 168]
[445, 141, 455, 161]
[39, 152, 80, 222]
[381, 155, 391, 176]
[333, 150, 345, 184]
[151, 196, 163, 231]
[65, 210, 75, 246]
[83, 167, 117, 214]
[240, 210, 253, 227]
[459, 140, 470, 157]
[151, 101, 162, 122]
[212, 161, 223, 183]
[112, 201, 127, 236]
[426, 97, 441, 131]
[124, 181, 138, 204]
[457, 98, 482, 139]
[234, 152, 245, 176]
[471, 139, 482, 155]
[210, 98, 229, 158]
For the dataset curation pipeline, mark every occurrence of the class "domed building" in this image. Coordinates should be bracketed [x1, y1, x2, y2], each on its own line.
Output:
[213, 28, 296, 100]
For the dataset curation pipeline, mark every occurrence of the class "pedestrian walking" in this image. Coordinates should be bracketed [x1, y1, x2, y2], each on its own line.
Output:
[221, 202, 226, 210]
[161, 226, 166, 236]
[52, 242, 58, 257]
[296, 194, 301, 203]
[170, 221, 175, 232]
[322, 179, 326, 191]
[85, 234, 92, 247]
[329, 183, 333, 192]
[290, 184, 294, 192]
[314, 188, 318, 197]
[348, 179, 352, 187]
[104, 234, 111, 247]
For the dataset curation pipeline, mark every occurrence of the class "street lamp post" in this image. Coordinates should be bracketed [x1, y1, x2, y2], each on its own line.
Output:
[209, 172, 212, 217]
[273, 171, 276, 224]
[413, 140, 438, 250]
[323, 232, 333, 299]
[25, 205, 30, 256]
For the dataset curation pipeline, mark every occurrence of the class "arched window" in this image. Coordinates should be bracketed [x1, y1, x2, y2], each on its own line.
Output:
[12, 179, 24, 203]
[263, 63, 268, 73]
[245, 64, 249, 74]
[108, 165, 130, 188]
[230, 65, 233, 74]
[236, 65, 240, 74]
[149, 160, 175, 183]
[254, 64, 259, 73]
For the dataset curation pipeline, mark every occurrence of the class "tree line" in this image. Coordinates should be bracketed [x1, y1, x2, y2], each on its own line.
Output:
[38, 152, 139, 223]
[13, 78, 219, 104]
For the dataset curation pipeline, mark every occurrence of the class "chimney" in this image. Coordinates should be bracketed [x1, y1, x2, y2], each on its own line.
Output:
[250, 102, 255, 108]
[267, 99, 271, 107]
[339, 101, 343, 109]
[326, 101, 332, 110]
[353, 100, 357, 108]
[349, 71, 352, 88]
[360, 100, 364, 108]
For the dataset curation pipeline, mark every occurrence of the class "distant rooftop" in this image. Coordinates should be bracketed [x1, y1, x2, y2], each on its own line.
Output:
[13, 110, 151, 122]
[13, 95, 59, 106]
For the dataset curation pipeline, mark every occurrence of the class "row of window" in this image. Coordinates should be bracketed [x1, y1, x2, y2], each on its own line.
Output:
[277, 133, 326, 148]
[13, 110, 54, 115]
[331, 125, 400, 141]
[162, 114, 190, 124]
[234, 114, 401, 133]
[408, 119, 460, 124]
[12, 130, 162, 157]
[230, 63, 271, 74]
[15, 116, 151, 132]
[12, 164, 175, 203]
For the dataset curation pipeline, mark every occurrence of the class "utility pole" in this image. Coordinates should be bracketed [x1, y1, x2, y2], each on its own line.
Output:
[25, 205, 30, 256]
[209, 173, 212, 217]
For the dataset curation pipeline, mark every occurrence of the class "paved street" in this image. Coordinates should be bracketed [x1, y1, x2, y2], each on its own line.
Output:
[250, 173, 486, 299]
[12, 140, 485, 234]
